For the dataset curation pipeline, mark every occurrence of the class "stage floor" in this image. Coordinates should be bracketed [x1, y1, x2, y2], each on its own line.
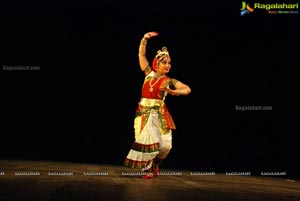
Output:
[0, 159, 299, 201]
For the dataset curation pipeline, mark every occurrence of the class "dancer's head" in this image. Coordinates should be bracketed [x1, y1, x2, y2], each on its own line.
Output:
[152, 47, 171, 74]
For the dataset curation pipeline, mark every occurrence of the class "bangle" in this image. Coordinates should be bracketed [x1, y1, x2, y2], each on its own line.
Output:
[140, 39, 147, 45]
[177, 89, 180, 96]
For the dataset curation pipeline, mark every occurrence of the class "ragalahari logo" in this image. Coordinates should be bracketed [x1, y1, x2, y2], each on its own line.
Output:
[240, 2, 254, 16]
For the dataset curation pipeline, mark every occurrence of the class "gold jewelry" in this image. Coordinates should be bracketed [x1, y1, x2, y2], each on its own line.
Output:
[140, 39, 147, 45]
[155, 46, 169, 58]
[149, 74, 162, 92]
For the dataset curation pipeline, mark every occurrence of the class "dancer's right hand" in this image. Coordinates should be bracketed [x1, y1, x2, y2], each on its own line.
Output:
[144, 32, 159, 39]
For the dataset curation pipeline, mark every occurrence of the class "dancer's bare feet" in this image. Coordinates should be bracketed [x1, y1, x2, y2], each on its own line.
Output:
[142, 172, 154, 179]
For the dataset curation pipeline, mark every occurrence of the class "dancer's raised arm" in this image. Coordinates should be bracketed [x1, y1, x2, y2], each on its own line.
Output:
[138, 31, 159, 71]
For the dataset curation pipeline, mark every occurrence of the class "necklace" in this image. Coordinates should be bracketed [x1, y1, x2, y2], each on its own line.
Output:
[149, 74, 163, 92]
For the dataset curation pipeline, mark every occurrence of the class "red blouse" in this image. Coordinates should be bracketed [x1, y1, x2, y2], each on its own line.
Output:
[136, 70, 178, 132]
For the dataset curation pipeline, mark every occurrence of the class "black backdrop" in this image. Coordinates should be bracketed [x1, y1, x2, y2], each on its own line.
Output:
[1, 2, 299, 178]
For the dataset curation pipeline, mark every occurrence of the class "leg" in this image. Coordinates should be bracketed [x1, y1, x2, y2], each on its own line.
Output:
[153, 132, 172, 176]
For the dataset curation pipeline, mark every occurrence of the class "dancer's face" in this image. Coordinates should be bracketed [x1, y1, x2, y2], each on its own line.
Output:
[157, 56, 171, 75]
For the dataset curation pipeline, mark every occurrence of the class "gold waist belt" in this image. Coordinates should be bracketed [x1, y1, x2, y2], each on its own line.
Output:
[140, 98, 164, 107]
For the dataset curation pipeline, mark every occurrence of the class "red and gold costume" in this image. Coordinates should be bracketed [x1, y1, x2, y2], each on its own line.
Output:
[124, 67, 178, 171]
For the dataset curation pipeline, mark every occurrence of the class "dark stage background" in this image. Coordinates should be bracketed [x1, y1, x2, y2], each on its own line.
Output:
[1, 2, 299, 177]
